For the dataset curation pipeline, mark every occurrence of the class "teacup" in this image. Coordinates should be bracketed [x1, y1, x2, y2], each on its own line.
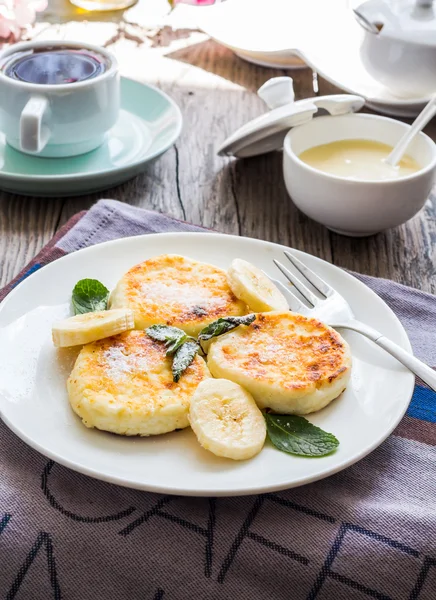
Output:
[0, 40, 119, 158]
[283, 113, 436, 236]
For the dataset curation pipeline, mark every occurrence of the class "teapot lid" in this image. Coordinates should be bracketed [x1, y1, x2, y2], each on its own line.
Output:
[355, 0, 436, 46]
[217, 77, 364, 158]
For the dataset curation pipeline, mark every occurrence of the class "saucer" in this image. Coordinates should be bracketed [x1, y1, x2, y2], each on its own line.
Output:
[0, 78, 182, 197]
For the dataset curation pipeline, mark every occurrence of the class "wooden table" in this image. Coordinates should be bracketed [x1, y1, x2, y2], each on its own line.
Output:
[1, 1, 436, 293]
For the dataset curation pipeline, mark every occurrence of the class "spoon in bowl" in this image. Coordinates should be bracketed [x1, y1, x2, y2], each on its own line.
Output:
[385, 96, 436, 167]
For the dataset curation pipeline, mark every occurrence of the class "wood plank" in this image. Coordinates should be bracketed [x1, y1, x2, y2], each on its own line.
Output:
[0, 196, 62, 286]
[54, 37, 332, 266]
[159, 40, 333, 259]
[1, 21, 435, 294]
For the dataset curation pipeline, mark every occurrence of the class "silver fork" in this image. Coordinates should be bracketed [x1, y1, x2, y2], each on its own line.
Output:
[272, 251, 436, 391]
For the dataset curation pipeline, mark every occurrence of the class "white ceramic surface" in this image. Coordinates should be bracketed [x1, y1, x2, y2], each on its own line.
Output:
[192, 0, 306, 66]
[0, 232, 415, 496]
[356, 0, 436, 97]
[0, 77, 182, 197]
[0, 41, 119, 158]
[217, 76, 365, 158]
[283, 113, 436, 236]
[194, 0, 432, 117]
[385, 97, 436, 167]
[233, 49, 306, 70]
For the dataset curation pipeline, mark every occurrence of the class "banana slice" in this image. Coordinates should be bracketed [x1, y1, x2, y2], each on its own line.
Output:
[227, 258, 289, 312]
[52, 309, 134, 347]
[189, 378, 266, 460]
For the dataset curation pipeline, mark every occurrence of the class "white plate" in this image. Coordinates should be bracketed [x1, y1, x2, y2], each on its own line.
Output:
[0, 78, 182, 197]
[233, 49, 306, 70]
[195, 0, 430, 117]
[193, 0, 307, 57]
[0, 233, 414, 496]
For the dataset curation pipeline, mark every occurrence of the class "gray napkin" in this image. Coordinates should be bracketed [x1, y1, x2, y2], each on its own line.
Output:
[1, 199, 435, 600]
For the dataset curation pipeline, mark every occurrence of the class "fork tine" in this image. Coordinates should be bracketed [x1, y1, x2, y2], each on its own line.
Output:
[273, 259, 320, 307]
[283, 251, 332, 297]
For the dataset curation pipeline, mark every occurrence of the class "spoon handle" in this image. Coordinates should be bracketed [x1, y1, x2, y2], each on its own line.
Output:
[385, 97, 436, 167]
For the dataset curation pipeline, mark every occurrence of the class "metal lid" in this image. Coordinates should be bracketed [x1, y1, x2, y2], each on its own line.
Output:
[217, 77, 365, 158]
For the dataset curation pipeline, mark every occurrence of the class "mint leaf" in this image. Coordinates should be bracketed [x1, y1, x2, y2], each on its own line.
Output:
[72, 279, 110, 315]
[146, 324, 188, 355]
[165, 336, 187, 356]
[146, 325, 200, 380]
[265, 414, 339, 457]
[146, 325, 186, 343]
[198, 314, 256, 345]
[172, 341, 200, 382]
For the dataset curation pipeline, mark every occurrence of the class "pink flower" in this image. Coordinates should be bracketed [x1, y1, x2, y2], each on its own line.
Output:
[0, 0, 47, 41]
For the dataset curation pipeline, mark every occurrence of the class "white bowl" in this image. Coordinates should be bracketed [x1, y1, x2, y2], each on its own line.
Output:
[283, 113, 436, 237]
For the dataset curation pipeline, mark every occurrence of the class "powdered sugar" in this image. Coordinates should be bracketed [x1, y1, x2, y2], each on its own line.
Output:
[141, 281, 225, 308]
[104, 347, 148, 381]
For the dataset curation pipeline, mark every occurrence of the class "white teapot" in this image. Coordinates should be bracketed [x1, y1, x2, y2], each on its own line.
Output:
[354, 0, 436, 97]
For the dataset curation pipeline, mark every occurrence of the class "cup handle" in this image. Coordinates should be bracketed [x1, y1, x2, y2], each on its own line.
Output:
[20, 96, 50, 153]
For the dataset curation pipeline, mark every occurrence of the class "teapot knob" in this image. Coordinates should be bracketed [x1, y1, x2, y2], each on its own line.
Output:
[257, 77, 295, 110]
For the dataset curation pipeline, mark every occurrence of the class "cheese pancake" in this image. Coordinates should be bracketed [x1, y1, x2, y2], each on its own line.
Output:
[207, 311, 351, 415]
[67, 330, 210, 436]
[109, 254, 247, 336]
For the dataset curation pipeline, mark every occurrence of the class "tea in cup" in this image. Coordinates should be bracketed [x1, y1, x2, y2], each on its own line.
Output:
[0, 41, 120, 157]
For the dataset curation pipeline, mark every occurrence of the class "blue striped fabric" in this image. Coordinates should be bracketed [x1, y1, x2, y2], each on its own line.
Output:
[407, 385, 436, 423]
[13, 263, 42, 287]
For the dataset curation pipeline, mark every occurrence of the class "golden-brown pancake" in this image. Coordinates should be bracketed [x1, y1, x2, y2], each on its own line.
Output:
[207, 311, 351, 414]
[67, 330, 210, 436]
[109, 254, 247, 336]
